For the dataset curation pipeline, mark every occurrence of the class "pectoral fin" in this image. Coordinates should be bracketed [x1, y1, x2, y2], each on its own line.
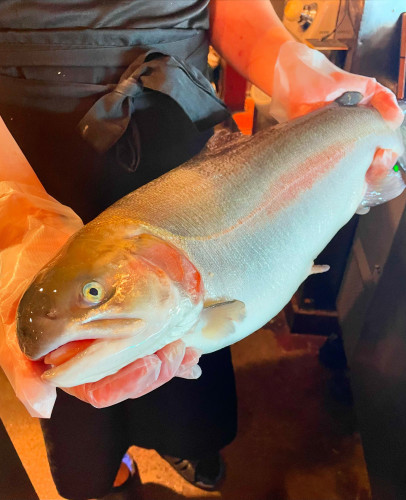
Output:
[356, 205, 370, 215]
[198, 300, 246, 340]
[309, 264, 330, 276]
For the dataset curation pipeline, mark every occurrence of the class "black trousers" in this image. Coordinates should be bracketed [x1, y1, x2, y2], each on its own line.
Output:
[40, 348, 237, 499]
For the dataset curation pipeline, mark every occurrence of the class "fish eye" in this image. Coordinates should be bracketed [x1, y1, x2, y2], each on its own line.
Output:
[82, 281, 105, 304]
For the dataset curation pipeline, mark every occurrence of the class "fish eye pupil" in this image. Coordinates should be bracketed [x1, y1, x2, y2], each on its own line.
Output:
[82, 282, 104, 304]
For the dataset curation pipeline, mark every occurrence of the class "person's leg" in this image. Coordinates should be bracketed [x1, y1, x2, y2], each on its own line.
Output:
[125, 347, 238, 489]
[40, 389, 131, 500]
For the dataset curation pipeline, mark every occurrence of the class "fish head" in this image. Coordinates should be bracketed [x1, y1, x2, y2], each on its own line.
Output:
[17, 224, 204, 362]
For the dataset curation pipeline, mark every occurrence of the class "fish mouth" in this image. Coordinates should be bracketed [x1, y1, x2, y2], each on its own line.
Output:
[20, 316, 146, 362]
[40, 319, 167, 388]
[44, 338, 97, 367]
[78, 317, 146, 333]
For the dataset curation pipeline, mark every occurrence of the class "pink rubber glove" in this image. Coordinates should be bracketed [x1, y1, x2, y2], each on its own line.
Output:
[64, 341, 202, 408]
[269, 41, 404, 129]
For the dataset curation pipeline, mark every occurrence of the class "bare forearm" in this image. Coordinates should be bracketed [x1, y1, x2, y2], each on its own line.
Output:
[209, 0, 293, 95]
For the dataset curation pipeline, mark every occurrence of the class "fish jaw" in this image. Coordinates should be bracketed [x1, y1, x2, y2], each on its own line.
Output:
[18, 305, 148, 362]
[41, 294, 203, 387]
[42, 335, 162, 387]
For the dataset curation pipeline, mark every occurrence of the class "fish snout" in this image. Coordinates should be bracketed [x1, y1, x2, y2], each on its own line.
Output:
[17, 287, 63, 360]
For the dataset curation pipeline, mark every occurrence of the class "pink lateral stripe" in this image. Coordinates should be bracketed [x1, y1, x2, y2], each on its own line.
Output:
[264, 141, 354, 217]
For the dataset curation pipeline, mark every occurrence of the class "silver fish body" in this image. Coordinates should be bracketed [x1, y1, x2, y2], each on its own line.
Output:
[17, 104, 405, 388]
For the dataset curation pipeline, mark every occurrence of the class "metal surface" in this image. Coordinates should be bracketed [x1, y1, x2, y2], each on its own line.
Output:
[298, 2, 318, 30]
[336, 4, 406, 498]
[345, 0, 406, 92]
[397, 13, 406, 99]
[342, 202, 406, 500]
[337, 3, 406, 497]
[335, 0, 364, 44]
[305, 38, 348, 51]
[338, 191, 406, 362]
[338, 184, 406, 500]
[283, 0, 341, 43]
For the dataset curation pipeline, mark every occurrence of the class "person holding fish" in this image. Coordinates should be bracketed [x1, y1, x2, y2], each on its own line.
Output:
[0, 0, 403, 499]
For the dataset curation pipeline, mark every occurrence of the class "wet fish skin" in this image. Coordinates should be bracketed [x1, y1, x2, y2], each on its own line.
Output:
[17, 104, 405, 388]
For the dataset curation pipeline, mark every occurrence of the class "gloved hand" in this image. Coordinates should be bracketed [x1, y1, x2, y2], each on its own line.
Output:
[0, 118, 201, 417]
[64, 341, 202, 408]
[268, 41, 404, 183]
[269, 41, 404, 129]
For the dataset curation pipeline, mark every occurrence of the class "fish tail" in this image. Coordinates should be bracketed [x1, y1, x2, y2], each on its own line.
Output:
[357, 147, 406, 213]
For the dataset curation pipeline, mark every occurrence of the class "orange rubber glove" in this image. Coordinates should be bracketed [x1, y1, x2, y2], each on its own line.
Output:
[269, 41, 404, 129]
[267, 41, 404, 198]
[0, 118, 201, 417]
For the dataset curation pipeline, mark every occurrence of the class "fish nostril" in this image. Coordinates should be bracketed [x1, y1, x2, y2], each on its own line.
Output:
[37, 294, 53, 314]
[46, 309, 58, 319]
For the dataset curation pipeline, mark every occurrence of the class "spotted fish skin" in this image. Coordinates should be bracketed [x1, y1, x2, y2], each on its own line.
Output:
[17, 105, 405, 388]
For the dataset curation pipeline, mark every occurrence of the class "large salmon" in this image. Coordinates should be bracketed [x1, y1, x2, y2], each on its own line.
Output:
[17, 97, 405, 389]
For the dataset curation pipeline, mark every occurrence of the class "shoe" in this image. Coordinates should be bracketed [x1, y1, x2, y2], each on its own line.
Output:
[161, 452, 225, 491]
[96, 453, 143, 500]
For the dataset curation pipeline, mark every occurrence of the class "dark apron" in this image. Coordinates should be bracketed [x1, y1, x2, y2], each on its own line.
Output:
[0, 28, 228, 221]
[0, 25, 237, 500]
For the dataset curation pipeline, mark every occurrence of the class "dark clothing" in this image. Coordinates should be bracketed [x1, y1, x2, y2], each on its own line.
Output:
[41, 349, 237, 500]
[0, 2, 237, 499]
[0, 0, 210, 30]
[0, 27, 227, 221]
